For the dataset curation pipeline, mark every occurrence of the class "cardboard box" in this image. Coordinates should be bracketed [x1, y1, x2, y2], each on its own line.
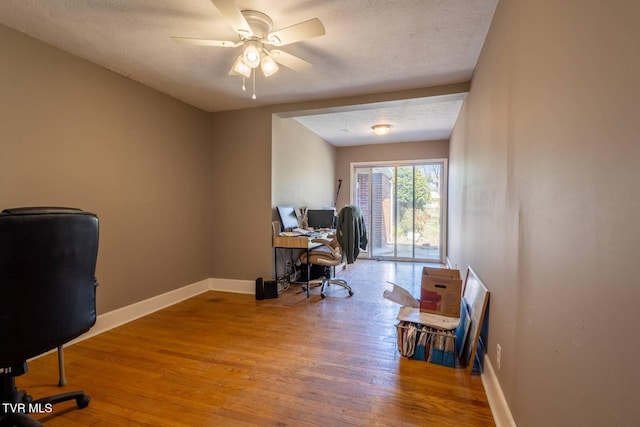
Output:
[419, 267, 462, 318]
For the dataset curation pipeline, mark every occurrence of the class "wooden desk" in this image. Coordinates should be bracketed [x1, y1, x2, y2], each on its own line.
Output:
[272, 235, 323, 249]
[272, 233, 326, 298]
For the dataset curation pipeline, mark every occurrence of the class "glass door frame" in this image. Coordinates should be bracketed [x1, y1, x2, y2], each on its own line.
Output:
[349, 158, 448, 263]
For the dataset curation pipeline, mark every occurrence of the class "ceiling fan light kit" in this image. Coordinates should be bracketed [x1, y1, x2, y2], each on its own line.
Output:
[372, 124, 392, 136]
[231, 55, 251, 78]
[260, 55, 279, 77]
[172, 0, 325, 99]
[242, 40, 261, 68]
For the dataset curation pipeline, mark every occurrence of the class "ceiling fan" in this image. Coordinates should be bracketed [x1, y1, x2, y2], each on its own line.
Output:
[172, 0, 325, 99]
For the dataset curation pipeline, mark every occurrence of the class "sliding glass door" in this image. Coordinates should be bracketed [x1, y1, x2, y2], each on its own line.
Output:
[353, 161, 446, 263]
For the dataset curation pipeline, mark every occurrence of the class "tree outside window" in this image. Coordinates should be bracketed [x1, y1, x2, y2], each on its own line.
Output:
[397, 167, 431, 239]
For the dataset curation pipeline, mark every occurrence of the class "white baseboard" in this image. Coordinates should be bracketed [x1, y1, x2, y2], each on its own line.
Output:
[481, 355, 517, 427]
[209, 278, 254, 294]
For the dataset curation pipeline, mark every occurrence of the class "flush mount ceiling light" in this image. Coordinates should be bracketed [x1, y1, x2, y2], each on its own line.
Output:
[172, 2, 325, 100]
[372, 124, 392, 136]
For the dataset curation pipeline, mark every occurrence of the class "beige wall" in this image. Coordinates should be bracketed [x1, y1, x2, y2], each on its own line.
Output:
[210, 107, 273, 281]
[0, 24, 213, 314]
[448, 0, 640, 425]
[335, 140, 449, 209]
[272, 116, 336, 208]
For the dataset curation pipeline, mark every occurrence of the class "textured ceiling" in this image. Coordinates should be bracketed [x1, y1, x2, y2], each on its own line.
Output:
[292, 95, 465, 147]
[0, 0, 497, 145]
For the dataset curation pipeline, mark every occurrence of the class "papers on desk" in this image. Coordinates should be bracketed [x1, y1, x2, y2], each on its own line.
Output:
[279, 231, 302, 237]
[280, 228, 325, 238]
[280, 229, 308, 237]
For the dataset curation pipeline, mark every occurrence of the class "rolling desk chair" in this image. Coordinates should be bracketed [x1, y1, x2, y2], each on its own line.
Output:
[299, 233, 353, 299]
[0, 207, 99, 426]
[298, 205, 367, 298]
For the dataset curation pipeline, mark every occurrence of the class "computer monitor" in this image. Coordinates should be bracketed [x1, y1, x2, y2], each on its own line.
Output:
[307, 209, 336, 229]
[276, 206, 300, 231]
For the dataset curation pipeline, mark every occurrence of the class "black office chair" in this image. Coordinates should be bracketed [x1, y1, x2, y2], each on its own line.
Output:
[0, 207, 99, 427]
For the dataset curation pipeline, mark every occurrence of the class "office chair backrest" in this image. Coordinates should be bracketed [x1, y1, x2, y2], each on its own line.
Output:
[0, 207, 99, 367]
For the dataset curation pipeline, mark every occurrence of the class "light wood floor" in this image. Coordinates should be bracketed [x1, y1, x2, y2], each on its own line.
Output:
[19, 260, 495, 426]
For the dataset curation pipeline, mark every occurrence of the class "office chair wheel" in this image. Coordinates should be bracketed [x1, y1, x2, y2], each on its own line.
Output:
[321, 292, 326, 299]
[76, 395, 91, 409]
[348, 290, 354, 296]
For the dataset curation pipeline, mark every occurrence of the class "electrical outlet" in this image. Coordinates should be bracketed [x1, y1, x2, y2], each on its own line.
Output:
[496, 344, 502, 371]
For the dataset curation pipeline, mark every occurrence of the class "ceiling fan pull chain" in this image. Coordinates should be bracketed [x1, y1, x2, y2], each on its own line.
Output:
[241, 43, 247, 91]
[252, 70, 256, 99]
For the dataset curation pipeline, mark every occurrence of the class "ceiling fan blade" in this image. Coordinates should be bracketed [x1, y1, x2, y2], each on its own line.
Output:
[211, 0, 253, 37]
[267, 18, 325, 46]
[269, 50, 312, 72]
[171, 37, 240, 47]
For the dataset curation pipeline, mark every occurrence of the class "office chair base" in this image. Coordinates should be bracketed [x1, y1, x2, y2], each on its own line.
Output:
[32, 391, 91, 409]
[301, 280, 324, 293]
[320, 278, 353, 299]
